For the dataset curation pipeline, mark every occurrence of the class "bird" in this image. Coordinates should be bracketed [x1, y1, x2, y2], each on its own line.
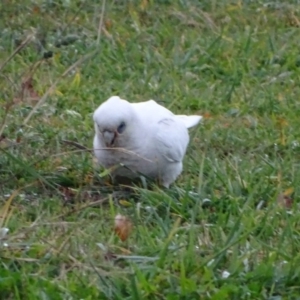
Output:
[93, 96, 202, 188]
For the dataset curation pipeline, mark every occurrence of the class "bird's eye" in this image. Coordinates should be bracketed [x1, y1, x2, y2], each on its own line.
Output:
[117, 122, 126, 134]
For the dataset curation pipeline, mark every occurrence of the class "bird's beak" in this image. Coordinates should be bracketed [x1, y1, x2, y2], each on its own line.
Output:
[103, 130, 117, 147]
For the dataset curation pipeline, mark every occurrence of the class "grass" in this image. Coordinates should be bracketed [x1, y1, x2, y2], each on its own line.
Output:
[1, 0, 300, 298]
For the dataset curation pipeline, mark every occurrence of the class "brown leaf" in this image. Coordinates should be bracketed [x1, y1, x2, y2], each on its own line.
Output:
[203, 112, 212, 119]
[13, 76, 40, 105]
[59, 187, 77, 203]
[32, 6, 40, 14]
[21, 77, 39, 99]
[114, 214, 133, 241]
[277, 192, 293, 209]
[16, 136, 21, 143]
[104, 19, 113, 30]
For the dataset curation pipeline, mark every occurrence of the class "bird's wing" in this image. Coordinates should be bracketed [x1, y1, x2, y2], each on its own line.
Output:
[154, 118, 189, 162]
[131, 99, 198, 161]
[131, 100, 174, 123]
[132, 100, 202, 129]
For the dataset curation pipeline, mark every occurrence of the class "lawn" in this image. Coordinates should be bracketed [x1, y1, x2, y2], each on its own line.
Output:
[1, 0, 300, 299]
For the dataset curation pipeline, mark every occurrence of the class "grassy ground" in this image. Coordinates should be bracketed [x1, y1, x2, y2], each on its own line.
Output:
[1, 0, 300, 298]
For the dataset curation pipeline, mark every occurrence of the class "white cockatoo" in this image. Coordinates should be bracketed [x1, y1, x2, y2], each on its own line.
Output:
[93, 96, 202, 188]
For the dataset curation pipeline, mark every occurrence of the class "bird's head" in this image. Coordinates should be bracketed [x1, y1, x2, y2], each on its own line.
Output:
[93, 96, 137, 148]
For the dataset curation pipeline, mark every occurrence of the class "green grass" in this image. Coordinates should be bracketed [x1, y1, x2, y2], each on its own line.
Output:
[1, 0, 300, 298]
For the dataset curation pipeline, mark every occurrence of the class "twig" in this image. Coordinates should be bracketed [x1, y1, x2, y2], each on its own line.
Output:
[0, 34, 34, 73]
[97, 0, 106, 45]
[61, 139, 89, 151]
[60, 141, 152, 162]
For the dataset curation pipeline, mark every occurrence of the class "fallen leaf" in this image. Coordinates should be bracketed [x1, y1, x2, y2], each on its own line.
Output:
[203, 112, 212, 119]
[21, 76, 39, 99]
[16, 135, 21, 143]
[114, 214, 133, 241]
[119, 200, 132, 207]
[283, 187, 294, 196]
[104, 19, 112, 30]
[60, 187, 77, 203]
[13, 76, 40, 105]
[277, 188, 293, 209]
[32, 6, 40, 14]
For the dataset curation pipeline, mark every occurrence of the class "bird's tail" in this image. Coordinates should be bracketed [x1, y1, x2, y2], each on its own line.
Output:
[176, 115, 203, 129]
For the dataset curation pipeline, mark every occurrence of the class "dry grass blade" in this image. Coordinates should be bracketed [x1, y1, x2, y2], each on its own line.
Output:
[61, 139, 89, 150]
[97, 0, 106, 45]
[0, 190, 20, 228]
[52, 198, 109, 220]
